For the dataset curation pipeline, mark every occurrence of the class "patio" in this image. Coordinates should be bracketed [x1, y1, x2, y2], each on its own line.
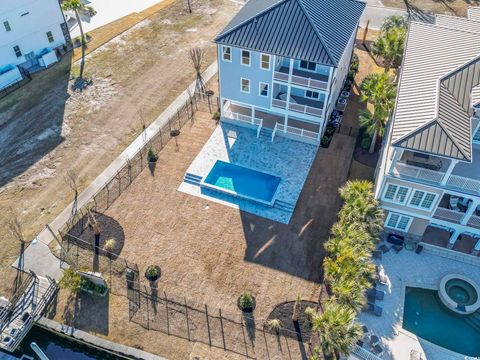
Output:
[358, 248, 480, 360]
[179, 122, 319, 223]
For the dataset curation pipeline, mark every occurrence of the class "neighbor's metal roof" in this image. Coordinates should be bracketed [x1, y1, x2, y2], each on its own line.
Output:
[214, 0, 366, 67]
[469, 7, 480, 22]
[391, 19, 480, 161]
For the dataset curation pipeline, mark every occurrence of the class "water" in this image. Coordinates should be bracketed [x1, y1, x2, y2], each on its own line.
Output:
[403, 287, 480, 356]
[14, 325, 127, 360]
[203, 160, 281, 203]
[446, 279, 477, 305]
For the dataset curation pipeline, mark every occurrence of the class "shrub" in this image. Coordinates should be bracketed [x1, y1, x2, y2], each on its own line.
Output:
[212, 111, 220, 120]
[147, 148, 158, 162]
[104, 238, 116, 252]
[267, 319, 281, 333]
[59, 268, 81, 293]
[361, 136, 371, 150]
[321, 135, 331, 148]
[146, 265, 159, 279]
[304, 306, 317, 321]
[79, 277, 107, 295]
[350, 54, 359, 73]
[324, 125, 336, 137]
[239, 292, 254, 311]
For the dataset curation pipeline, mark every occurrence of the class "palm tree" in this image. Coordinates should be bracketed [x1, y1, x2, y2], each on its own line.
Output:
[359, 108, 388, 153]
[371, 26, 407, 72]
[360, 73, 396, 153]
[339, 196, 384, 238]
[381, 15, 407, 32]
[330, 277, 367, 313]
[312, 301, 363, 358]
[339, 180, 374, 202]
[62, 0, 90, 81]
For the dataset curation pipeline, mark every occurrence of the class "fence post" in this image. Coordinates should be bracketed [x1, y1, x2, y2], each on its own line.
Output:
[184, 297, 191, 341]
[205, 304, 212, 347]
[219, 309, 226, 350]
[164, 291, 170, 335]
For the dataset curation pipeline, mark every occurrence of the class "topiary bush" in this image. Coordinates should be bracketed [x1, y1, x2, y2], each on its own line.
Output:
[238, 292, 255, 312]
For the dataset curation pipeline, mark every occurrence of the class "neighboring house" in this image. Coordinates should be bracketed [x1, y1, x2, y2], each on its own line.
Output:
[0, 0, 70, 90]
[374, 10, 480, 255]
[214, 0, 365, 145]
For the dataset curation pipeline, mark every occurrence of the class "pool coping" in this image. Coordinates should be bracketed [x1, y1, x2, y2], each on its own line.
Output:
[199, 160, 282, 207]
[396, 279, 479, 359]
[36, 318, 167, 360]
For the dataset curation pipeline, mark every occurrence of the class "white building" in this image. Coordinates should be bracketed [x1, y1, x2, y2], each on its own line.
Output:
[0, 0, 70, 90]
[375, 9, 480, 256]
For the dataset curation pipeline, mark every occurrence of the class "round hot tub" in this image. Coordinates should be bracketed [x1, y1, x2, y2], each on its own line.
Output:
[439, 274, 480, 314]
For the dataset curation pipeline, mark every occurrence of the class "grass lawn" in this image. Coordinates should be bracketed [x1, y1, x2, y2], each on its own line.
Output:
[381, 0, 480, 16]
[0, 0, 240, 298]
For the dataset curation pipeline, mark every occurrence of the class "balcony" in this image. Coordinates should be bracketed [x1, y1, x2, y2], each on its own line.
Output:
[467, 206, 480, 229]
[272, 93, 324, 117]
[433, 194, 470, 224]
[274, 66, 329, 91]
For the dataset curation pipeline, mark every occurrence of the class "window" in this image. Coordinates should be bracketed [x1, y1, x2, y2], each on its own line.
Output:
[385, 212, 412, 231]
[240, 78, 250, 93]
[241, 50, 250, 66]
[259, 82, 269, 97]
[408, 190, 437, 210]
[46, 31, 54, 43]
[300, 60, 316, 71]
[3, 21, 11, 32]
[305, 90, 320, 100]
[222, 46, 231, 62]
[383, 184, 410, 204]
[260, 54, 270, 70]
[13, 45, 21, 58]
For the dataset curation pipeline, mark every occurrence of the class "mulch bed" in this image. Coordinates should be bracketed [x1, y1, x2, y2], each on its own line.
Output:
[353, 147, 380, 168]
[265, 300, 317, 341]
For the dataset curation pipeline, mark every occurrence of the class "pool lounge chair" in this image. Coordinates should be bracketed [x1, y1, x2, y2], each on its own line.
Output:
[366, 288, 385, 301]
[372, 344, 384, 356]
[366, 302, 383, 316]
[369, 334, 380, 346]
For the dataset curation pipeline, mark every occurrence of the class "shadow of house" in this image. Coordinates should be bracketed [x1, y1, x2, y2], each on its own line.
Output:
[0, 52, 72, 187]
[63, 291, 109, 335]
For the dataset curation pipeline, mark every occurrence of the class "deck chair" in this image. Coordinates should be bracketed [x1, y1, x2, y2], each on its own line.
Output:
[449, 197, 460, 211]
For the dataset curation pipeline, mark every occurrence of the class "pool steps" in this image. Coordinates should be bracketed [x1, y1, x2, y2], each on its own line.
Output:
[183, 172, 203, 185]
[464, 311, 480, 331]
[258, 127, 274, 141]
[274, 199, 295, 212]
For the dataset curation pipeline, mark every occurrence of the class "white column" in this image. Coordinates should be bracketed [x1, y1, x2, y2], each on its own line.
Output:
[441, 160, 459, 185]
[285, 59, 294, 112]
[252, 107, 256, 125]
[472, 238, 480, 256]
[461, 199, 479, 225]
[447, 229, 461, 249]
[284, 114, 288, 133]
[388, 148, 403, 175]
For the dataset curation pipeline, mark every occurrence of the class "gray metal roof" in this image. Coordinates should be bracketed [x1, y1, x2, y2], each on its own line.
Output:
[469, 7, 480, 22]
[214, 0, 366, 67]
[391, 19, 480, 162]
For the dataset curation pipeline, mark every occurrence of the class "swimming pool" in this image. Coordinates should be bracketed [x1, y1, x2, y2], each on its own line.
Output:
[403, 287, 480, 356]
[201, 160, 281, 205]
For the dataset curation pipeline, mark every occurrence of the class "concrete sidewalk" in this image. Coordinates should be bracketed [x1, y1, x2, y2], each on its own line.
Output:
[14, 62, 219, 280]
[361, 4, 435, 29]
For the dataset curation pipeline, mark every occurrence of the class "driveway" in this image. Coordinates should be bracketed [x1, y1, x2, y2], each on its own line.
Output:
[68, 0, 166, 38]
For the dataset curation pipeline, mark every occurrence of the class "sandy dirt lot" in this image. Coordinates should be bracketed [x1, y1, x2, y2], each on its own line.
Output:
[381, 0, 479, 16]
[0, 0, 240, 297]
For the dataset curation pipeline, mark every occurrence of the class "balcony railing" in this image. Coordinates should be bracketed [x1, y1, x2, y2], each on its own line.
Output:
[392, 162, 445, 184]
[273, 71, 328, 91]
[467, 215, 480, 229]
[272, 123, 320, 142]
[433, 207, 464, 224]
[271, 98, 323, 117]
[446, 175, 480, 196]
[224, 110, 262, 127]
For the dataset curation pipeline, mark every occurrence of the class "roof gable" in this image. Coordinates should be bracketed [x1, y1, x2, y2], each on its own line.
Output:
[215, 0, 365, 66]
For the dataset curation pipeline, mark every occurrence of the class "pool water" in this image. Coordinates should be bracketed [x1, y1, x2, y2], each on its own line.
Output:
[446, 279, 477, 305]
[14, 325, 126, 359]
[202, 160, 281, 204]
[403, 287, 480, 356]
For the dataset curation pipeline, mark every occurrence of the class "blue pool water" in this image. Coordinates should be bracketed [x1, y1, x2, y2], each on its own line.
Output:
[403, 287, 480, 356]
[202, 160, 281, 204]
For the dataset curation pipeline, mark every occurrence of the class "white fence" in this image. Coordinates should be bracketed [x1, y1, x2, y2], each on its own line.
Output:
[273, 71, 328, 91]
[271, 98, 323, 117]
[432, 207, 464, 224]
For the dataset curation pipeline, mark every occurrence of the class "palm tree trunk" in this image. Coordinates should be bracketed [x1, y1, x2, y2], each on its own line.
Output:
[75, 9, 85, 80]
[369, 127, 378, 154]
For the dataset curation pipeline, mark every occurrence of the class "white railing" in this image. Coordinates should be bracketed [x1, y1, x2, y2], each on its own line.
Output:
[271, 123, 278, 142]
[391, 162, 445, 184]
[271, 98, 323, 117]
[433, 207, 464, 224]
[351, 344, 383, 360]
[446, 175, 480, 196]
[467, 215, 480, 229]
[273, 71, 328, 91]
[276, 123, 320, 142]
[272, 98, 287, 109]
[256, 119, 263, 138]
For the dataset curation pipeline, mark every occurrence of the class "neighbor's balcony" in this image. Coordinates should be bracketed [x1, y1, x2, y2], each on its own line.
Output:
[272, 94, 324, 118]
[390, 149, 480, 196]
[467, 206, 480, 230]
[273, 66, 329, 91]
[433, 194, 470, 224]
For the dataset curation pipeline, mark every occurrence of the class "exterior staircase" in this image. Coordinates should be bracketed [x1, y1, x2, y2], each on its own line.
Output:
[183, 172, 202, 186]
[258, 127, 274, 141]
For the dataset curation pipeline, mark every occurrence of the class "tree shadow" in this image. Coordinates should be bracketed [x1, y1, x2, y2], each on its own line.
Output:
[62, 291, 109, 335]
[0, 52, 72, 187]
[243, 312, 256, 344]
[402, 0, 436, 22]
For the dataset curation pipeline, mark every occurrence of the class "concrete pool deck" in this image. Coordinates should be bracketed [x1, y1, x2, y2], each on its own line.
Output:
[179, 123, 318, 223]
[359, 247, 480, 360]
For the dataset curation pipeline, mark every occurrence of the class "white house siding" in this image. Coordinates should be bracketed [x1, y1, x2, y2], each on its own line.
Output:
[0, 0, 67, 69]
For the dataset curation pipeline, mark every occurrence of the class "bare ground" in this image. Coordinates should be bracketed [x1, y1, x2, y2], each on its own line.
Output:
[381, 0, 480, 16]
[0, 0, 241, 297]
